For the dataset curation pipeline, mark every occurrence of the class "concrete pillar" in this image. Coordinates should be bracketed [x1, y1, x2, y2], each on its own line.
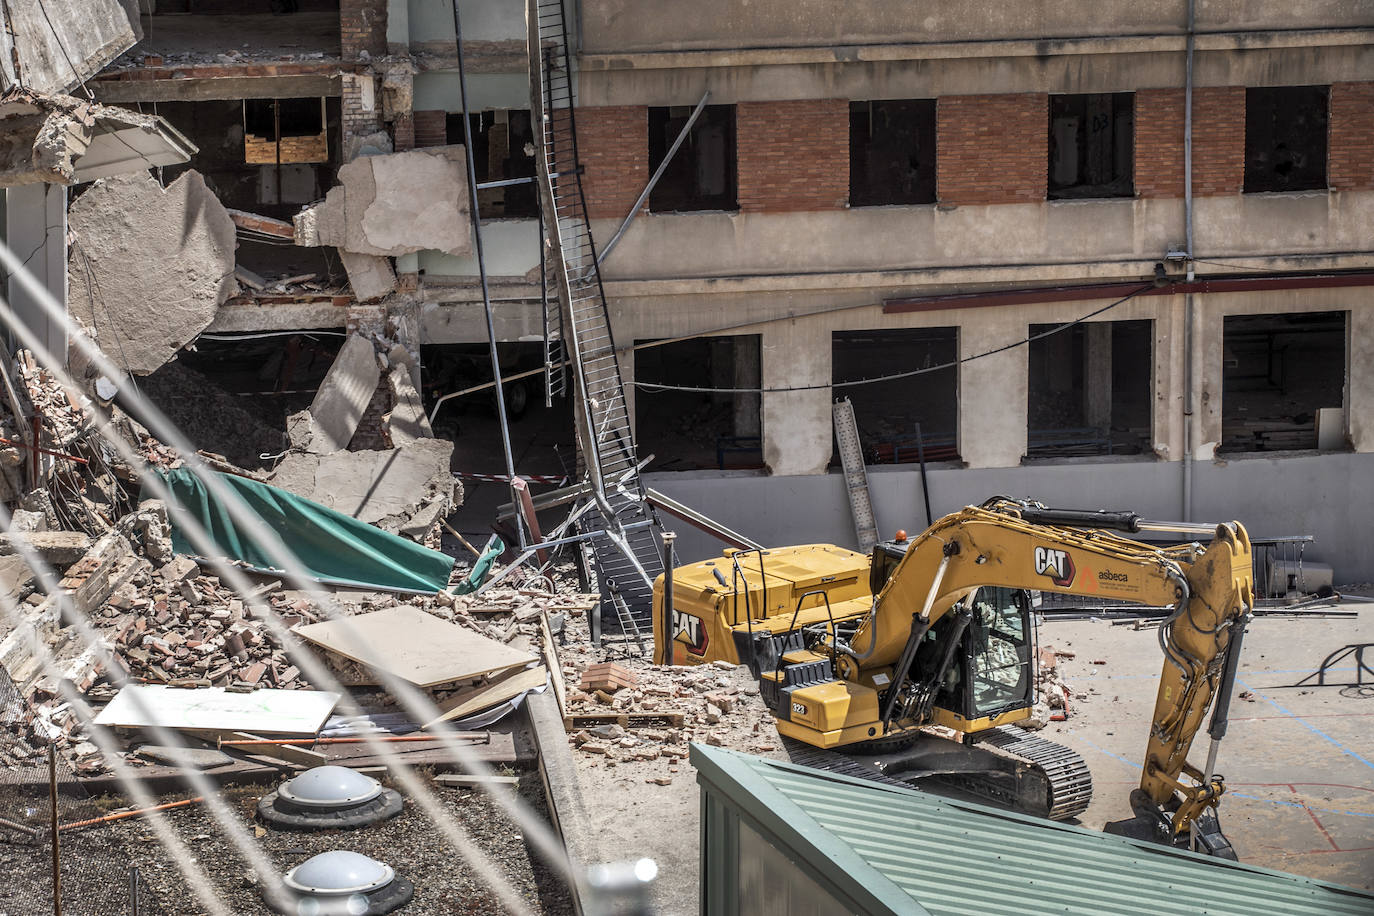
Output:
[762, 320, 830, 476]
[1349, 305, 1374, 453]
[4, 184, 67, 362]
[1196, 301, 1225, 460]
[1084, 321, 1113, 430]
[1153, 297, 1183, 460]
[959, 313, 1028, 469]
[734, 336, 761, 437]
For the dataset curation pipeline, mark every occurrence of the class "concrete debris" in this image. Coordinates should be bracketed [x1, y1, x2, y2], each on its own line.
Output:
[0, 0, 140, 95]
[301, 333, 382, 453]
[384, 363, 433, 447]
[339, 249, 397, 302]
[270, 437, 457, 530]
[295, 147, 471, 258]
[68, 170, 238, 375]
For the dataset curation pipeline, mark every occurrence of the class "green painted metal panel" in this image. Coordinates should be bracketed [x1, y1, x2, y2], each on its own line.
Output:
[692, 745, 1374, 916]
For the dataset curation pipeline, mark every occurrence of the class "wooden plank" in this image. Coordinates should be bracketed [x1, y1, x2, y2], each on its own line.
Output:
[294, 606, 537, 688]
[540, 612, 568, 717]
[563, 712, 686, 732]
[93, 685, 340, 737]
[182, 730, 327, 767]
[434, 773, 520, 788]
[422, 665, 547, 730]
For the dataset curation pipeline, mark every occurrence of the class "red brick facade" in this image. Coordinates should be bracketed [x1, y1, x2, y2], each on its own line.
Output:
[936, 94, 1048, 205]
[1134, 89, 1186, 198]
[1330, 81, 1374, 191]
[576, 105, 648, 219]
[736, 99, 848, 212]
[340, 0, 387, 61]
[1190, 86, 1246, 196]
[413, 109, 448, 148]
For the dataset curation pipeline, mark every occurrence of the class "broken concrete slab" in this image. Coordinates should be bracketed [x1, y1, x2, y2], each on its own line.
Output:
[67, 170, 237, 375]
[270, 437, 455, 527]
[0, 89, 194, 188]
[343, 147, 472, 257]
[293, 185, 346, 248]
[0, 530, 92, 568]
[384, 363, 432, 447]
[339, 249, 397, 302]
[304, 334, 381, 453]
[0, 0, 140, 95]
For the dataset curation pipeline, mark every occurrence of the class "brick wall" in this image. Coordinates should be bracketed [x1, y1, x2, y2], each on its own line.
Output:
[576, 105, 648, 219]
[341, 73, 384, 153]
[340, 0, 387, 61]
[245, 131, 330, 164]
[936, 94, 1047, 205]
[414, 110, 448, 148]
[1331, 81, 1374, 191]
[1134, 89, 1185, 198]
[1191, 87, 1245, 196]
[392, 113, 414, 152]
[736, 99, 848, 212]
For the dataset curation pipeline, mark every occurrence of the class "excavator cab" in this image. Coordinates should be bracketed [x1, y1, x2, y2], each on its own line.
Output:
[926, 587, 1036, 730]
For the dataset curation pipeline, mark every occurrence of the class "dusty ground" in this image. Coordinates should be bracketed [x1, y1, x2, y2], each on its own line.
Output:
[557, 599, 1373, 914]
[1039, 603, 1374, 891]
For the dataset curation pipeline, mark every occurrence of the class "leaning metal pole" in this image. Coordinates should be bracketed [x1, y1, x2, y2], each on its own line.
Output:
[451, 0, 527, 551]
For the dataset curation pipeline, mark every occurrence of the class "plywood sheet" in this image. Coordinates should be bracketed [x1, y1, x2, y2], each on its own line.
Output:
[94, 686, 340, 737]
[294, 606, 537, 688]
[422, 665, 547, 730]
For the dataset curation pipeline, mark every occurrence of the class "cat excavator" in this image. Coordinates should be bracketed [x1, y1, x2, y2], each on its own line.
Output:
[653, 496, 1255, 857]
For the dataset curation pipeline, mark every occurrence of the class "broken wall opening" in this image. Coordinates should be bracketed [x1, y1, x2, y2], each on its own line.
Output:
[444, 109, 537, 218]
[243, 98, 329, 164]
[1048, 92, 1134, 200]
[634, 335, 761, 471]
[849, 99, 936, 206]
[421, 342, 574, 477]
[831, 328, 958, 466]
[648, 104, 738, 213]
[1244, 85, 1329, 193]
[1220, 310, 1347, 453]
[1026, 319, 1152, 459]
[131, 2, 341, 60]
[138, 333, 347, 469]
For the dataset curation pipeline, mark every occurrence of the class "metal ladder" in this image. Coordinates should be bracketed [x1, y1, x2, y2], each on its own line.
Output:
[527, 0, 663, 638]
[538, 205, 567, 406]
[833, 398, 879, 552]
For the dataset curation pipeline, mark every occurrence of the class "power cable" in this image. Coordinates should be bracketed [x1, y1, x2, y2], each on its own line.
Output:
[634, 283, 1154, 394]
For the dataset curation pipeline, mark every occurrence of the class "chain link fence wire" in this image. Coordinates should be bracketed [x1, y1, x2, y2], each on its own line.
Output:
[0, 664, 166, 916]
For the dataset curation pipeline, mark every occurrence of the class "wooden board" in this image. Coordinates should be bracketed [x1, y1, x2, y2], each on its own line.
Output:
[293, 606, 537, 688]
[563, 712, 686, 732]
[422, 665, 547, 730]
[94, 685, 340, 737]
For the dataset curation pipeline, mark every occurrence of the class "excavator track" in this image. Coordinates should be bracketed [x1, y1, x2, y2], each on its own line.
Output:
[962, 726, 1093, 821]
[782, 726, 1092, 822]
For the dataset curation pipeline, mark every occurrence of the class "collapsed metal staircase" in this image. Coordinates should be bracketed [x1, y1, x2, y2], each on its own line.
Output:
[527, 0, 663, 644]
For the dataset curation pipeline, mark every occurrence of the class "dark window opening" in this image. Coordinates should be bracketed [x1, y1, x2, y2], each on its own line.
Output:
[1220, 311, 1346, 453]
[243, 98, 324, 139]
[1244, 86, 1329, 193]
[849, 99, 936, 206]
[444, 109, 537, 218]
[635, 336, 761, 471]
[1048, 93, 1134, 200]
[1026, 320, 1152, 459]
[832, 328, 959, 466]
[648, 105, 738, 213]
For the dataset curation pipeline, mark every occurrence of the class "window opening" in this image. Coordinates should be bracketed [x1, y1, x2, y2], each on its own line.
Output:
[1220, 311, 1346, 453]
[849, 99, 936, 206]
[445, 109, 538, 218]
[832, 328, 958, 466]
[1244, 86, 1329, 193]
[647, 104, 738, 213]
[634, 335, 761, 471]
[1048, 93, 1134, 200]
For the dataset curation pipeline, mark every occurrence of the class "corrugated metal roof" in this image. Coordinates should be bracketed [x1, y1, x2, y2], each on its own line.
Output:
[692, 745, 1374, 916]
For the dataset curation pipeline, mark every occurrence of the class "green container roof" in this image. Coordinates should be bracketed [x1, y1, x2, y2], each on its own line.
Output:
[692, 744, 1374, 916]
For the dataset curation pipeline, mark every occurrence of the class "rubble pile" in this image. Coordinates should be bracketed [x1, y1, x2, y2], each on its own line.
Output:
[1016, 643, 1084, 731]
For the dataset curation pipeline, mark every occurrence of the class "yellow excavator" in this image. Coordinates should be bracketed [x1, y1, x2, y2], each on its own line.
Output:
[652, 497, 1255, 857]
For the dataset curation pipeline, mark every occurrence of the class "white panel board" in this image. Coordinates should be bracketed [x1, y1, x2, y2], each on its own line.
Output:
[94, 685, 341, 737]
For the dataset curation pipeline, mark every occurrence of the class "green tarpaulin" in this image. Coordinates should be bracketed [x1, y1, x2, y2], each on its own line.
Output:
[159, 467, 455, 594]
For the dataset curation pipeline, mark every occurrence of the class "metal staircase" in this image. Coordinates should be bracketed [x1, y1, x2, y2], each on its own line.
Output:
[833, 398, 879, 552]
[527, 0, 663, 641]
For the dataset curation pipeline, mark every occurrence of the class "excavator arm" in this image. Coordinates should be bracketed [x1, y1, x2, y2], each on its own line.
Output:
[824, 498, 1254, 853]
